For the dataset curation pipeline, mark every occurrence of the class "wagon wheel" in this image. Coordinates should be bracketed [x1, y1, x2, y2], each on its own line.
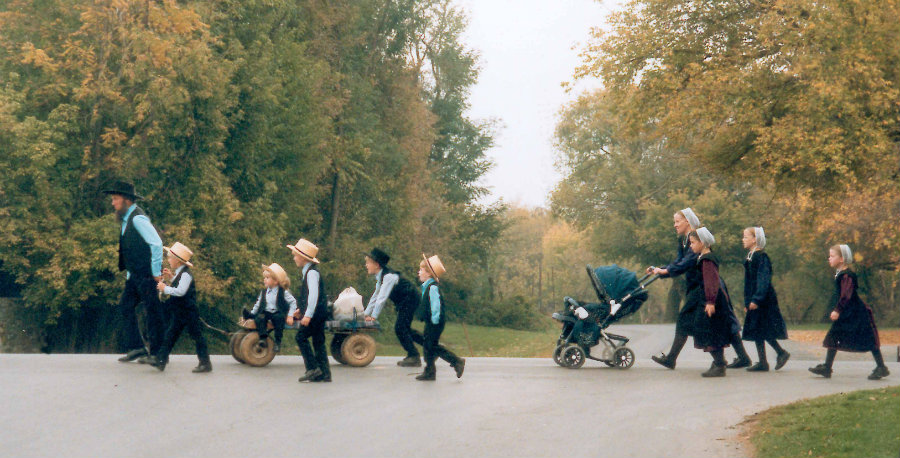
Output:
[613, 346, 635, 369]
[560, 344, 586, 369]
[340, 333, 377, 367]
[230, 331, 248, 364]
[330, 334, 348, 365]
[552, 345, 565, 367]
[239, 332, 276, 367]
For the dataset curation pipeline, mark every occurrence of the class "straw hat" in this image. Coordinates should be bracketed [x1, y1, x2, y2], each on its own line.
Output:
[286, 238, 320, 263]
[163, 242, 194, 267]
[422, 254, 446, 283]
[262, 263, 290, 288]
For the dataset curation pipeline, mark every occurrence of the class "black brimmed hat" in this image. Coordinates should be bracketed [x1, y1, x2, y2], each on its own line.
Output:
[366, 248, 390, 267]
[102, 181, 143, 201]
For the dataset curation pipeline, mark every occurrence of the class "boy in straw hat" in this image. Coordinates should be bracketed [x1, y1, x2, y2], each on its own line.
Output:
[287, 239, 331, 383]
[146, 242, 211, 372]
[415, 254, 465, 381]
[246, 263, 298, 353]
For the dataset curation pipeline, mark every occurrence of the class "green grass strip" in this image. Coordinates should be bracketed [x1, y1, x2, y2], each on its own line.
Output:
[749, 386, 900, 458]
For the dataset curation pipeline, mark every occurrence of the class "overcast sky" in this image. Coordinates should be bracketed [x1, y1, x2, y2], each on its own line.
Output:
[456, 0, 624, 208]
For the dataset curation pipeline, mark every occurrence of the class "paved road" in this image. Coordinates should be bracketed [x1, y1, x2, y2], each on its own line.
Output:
[1, 325, 897, 458]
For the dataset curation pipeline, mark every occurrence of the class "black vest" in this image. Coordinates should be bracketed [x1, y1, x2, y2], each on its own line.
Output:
[168, 267, 197, 309]
[420, 281, 446, 324]
[257, 287, 289, 315]
[298, 265, 327, 320]
[118, 206, 153, 277]
[381, 267, 419, 312]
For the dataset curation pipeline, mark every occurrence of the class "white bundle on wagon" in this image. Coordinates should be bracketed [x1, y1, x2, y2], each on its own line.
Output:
[332, 287, 364, 320]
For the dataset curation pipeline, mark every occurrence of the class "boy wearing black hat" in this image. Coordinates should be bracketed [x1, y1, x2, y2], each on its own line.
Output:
[103, 181, 166, 363]
[364, 248, 423, 367]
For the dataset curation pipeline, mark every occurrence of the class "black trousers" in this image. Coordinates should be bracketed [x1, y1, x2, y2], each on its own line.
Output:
[394, 305, 421, 358]
[296, 320, 330, 377]
[157, 304, 209, 363]
[254, 310, 285, 345]
[423, 321, 460, 371]
[118, 275, 164, 354]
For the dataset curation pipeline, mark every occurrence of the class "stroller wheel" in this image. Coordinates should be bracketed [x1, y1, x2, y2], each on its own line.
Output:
[560, 344, 586, 369]
[613, 347, 635, 369]
[552, 345, 565, 366]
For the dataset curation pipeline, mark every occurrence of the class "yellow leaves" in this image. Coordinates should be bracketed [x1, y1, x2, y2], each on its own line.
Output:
[20, 42, 59, 72]
[100, 127, 128, 149]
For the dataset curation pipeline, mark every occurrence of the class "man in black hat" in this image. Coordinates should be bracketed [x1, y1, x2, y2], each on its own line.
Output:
[363, 248, 424, 367]
[103, 181, 165, 363]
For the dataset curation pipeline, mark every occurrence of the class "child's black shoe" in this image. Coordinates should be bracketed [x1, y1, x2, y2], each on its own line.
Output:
[146, 356, 166, 372]
[397, 356, 422, 367]
[868, 365, 889, 380]
[726, 357, 751, 369]
[746, 362, 769, 372]
[415, 370, 436, 381]
[273, 343, 280, 353]
[651, 354, 676, 369]
[774, 351, 790, 370]
[701, 363, 726, 377]
[808, 364, 832, 378]
[298, 368, 322, 382]
[193, 361, 212, 373]
[453, 358, 466, 379]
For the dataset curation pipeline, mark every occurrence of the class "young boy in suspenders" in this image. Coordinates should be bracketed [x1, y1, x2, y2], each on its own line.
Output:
[416, 254, 465, 381]
[147, 243, 211, 373]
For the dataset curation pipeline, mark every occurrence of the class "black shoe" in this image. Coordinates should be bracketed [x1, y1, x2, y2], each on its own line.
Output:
[118, 349, 147, 362]
[298, 368, 323, 382]
[312, 374, 332, 383]
[273, 343, 281, 353]
[193, 361, 212, 373]
[808, 364, 832, 378]
[726, 357, 751, 369]
[397, 356, 422, 367]
[452, 358, 466, 379]
[868, 365, 890, 380]
[416, 370, 436, 381]
[775, 351, 790, 370]
[746, 362, 769, 372]
[146, 356, 166, 372]
[651, 354, 676, 369]
[701, 363, 726, 377]
[137, 355, 153, 364]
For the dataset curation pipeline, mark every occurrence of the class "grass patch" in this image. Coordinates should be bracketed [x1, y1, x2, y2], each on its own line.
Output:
[746, 386, 900, 458]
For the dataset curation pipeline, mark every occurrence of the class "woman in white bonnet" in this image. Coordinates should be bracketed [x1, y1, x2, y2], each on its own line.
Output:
[740, 227, 789, 372]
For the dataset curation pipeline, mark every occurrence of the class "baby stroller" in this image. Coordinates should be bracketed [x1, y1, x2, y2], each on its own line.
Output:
[551, 264, 659, 369]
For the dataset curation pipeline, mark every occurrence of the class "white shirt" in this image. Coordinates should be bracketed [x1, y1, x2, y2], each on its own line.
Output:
[251, 287, 298, 316]
[364, 269, 399, 319]
[163, 265, 192, 297]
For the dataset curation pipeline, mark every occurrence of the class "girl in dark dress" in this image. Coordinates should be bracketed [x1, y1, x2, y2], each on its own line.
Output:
[809, 245, 890, 380]
[740, 227, 790, 372]
[686, 228, 734, 377]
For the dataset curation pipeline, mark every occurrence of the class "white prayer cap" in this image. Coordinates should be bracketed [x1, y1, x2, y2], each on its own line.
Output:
[680, 207, 700, 230]
[696, 227, 715, 247]
[839, 244, 853, 264]
[754, 227, 766, 250]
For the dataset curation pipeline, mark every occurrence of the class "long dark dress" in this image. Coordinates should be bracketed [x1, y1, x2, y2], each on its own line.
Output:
[741, 250, 788, 341]
[663, 236, 702, 336]
[822, 270, 880, 352]
[689, 253, 733, 351]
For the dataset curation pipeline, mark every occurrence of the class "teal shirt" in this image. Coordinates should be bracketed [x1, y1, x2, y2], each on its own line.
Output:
[120, 204, 163, 278]
[421, 279, 441, 325]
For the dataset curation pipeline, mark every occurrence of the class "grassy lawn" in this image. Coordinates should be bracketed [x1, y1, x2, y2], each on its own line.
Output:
[747, 386, 900, 458]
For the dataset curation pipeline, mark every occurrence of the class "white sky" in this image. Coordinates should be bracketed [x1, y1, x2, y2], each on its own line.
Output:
[456, 0, 625, 208]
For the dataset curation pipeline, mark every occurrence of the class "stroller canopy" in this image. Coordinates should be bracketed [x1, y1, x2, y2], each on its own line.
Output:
[593, 264, 649, 307]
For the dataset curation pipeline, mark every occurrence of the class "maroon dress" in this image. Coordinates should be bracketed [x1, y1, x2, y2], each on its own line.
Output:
[822, 270, 880, 352]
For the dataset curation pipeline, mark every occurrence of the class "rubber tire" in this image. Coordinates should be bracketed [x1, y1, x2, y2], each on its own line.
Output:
[340, 333, 377, 367]
[239, 332, 276, 367]
[552, 345, 565, 366]
[561, 344, 586, 369]
[613, 346, 635, 369]
[330, 334, 348, 365]
[230, 331, 248, 364]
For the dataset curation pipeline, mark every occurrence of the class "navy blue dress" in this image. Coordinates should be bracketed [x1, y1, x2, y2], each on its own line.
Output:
[741, 251, 788, 341]
[822, 270, 880, 352]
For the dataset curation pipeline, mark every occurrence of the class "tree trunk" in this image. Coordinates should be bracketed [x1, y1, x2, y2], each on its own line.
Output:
[328, 171, 341, 252]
